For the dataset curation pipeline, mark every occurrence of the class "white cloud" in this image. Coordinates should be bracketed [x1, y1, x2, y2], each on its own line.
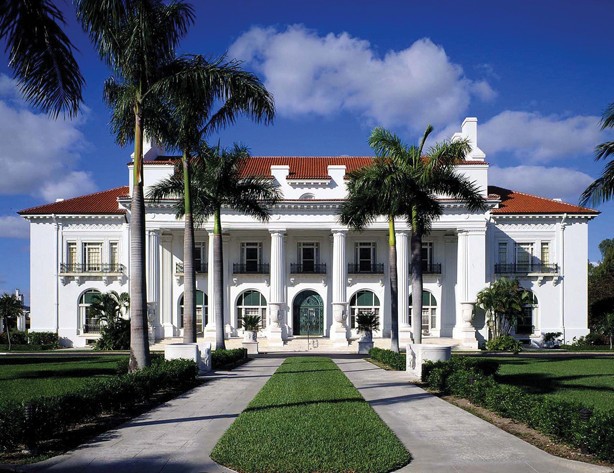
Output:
[229, 25, 495, 131]
[0, 216, 29, 239]
[480, 111, 602, 163]
[0, 76, 95, 202]
[490, 165, 594, 204]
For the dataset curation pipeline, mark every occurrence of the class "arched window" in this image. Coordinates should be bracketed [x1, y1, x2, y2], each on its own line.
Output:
[237, 290, 267, 329]
[179, 291, 207, 334]
[517, 291, 538, 335]
[409, 291, 437, 336]
[349, 290, 380, 329]
[78, 289, 101, 334]
[299, 193, 315, 200]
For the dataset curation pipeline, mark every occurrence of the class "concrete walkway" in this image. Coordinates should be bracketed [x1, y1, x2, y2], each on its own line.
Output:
[334, 357, 612, 473]
[16, 355, 612, 473]
[23, 358, 283, 473]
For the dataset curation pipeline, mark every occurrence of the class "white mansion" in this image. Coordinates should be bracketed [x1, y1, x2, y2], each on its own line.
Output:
[20, 118, 597, 348]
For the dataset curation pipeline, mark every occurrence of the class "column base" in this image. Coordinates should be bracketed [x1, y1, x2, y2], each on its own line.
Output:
[163, 323, 175, 338]
[267, 325, 285, 348]
[453, 327, 478, 349]
[203, 324, 217, 341]
[399, 324, 414, 344]
[329, 324, 349, 347]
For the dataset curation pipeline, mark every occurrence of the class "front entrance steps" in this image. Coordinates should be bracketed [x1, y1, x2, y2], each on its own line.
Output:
[151, 335, 475, 354]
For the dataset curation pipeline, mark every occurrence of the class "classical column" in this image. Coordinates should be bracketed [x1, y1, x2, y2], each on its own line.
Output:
[330, 229, 349, 345]
[397, 230, 412, 343]
[453, 228, 485, 348]
[146, 229, 160, 342]
[160, 233, 174, 337]
[268, 229, 287, 346]
[203, 231, 217, 340]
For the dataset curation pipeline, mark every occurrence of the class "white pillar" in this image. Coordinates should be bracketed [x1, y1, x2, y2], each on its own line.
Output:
[268, 229, 287, 346]
[160, 233, 174, 337]
[146, 229, 160, 342]
[453, 228, 485, 348]
[397, 230, 412, 343]
[203, 231, 217, 340]
[330, 229, 349, 345]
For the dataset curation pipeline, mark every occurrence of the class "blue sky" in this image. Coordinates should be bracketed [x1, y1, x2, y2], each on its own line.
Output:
[1, 0, 612, 303]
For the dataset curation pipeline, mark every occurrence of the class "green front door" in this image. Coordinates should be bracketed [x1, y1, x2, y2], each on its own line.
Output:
[293, 291, 324, 336]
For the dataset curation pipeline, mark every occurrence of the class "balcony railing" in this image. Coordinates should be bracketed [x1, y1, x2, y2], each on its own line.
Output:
[60, 263, 125, 274]
[175, 262, 208, 274]
[233, 263, 270, 274]
[410, 262, 442, 274]
[290, 263, 327, 274]
[495, 263, 559, 274]
[348, 263, 385, 274]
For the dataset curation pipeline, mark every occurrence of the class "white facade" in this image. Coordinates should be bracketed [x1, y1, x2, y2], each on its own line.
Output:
[21, 118, 597, 348]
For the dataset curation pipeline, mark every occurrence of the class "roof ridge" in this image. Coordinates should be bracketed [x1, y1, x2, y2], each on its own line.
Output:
[491, 185, 595, 212]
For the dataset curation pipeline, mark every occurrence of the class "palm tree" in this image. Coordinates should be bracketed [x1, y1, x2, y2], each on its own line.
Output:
[580, 103, 614, 206]
[89, 291, 130, 328]
[476, 278, 529, 340]
[0, 293, 23, 351]
[341, 126, 485, 350]
[145, 56, 273, 344]
[76, 0, 196, 371]
[0, 0, 84, 117]
[149, 144, 280, 350]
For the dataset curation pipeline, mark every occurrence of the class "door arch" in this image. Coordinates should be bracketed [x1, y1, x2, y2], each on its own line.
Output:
[292, 290, 324, 336]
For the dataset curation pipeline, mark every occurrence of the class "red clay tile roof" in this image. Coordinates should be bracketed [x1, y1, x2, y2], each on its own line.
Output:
[19, 186, 128, 216]
[144, 156, 488, 179]
[489, 186, 598, 215]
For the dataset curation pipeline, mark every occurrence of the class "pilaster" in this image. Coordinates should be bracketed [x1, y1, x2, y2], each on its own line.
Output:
[397, 230, 412, 343]
[203, 231, 217, 340]
[268, 229, 287, 346]
[330, 229, 349, 346]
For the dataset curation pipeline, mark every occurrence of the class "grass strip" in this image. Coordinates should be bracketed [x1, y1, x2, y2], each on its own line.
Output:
[211, 356, 410, 473]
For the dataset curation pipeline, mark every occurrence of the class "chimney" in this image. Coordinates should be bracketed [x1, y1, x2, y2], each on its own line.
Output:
[452, 117, 486, 161]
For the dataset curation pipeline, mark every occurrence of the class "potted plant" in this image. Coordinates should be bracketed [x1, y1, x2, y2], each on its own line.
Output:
[357, 311, 379, 342]
[242, 315, 261, 342]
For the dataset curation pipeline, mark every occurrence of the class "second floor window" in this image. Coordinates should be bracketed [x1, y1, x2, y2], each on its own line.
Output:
[67, 242, 77, 267]
[110, 242, 119, 267]
[515, 243, 533, 269]
[241, 242, 262, 272]
[355, 242, 376, 271]
[541, 242, 550, 265]
[421, 242, 433, 268]
[83, 243, 102, 272]
[298, 242, 319, 271]
[498, 242, 508, 265]
[194, 242, 206, 272]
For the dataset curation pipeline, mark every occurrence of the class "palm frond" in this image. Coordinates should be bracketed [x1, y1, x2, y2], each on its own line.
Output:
[580, 159, 614, 206]
[1, 0, 83, 117]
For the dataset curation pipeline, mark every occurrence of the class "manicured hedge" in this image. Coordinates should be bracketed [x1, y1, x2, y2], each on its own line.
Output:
[0, 359, 198, 452]
[369, 347, 406, 370]
[211, 348, 247, 369]
[422, 357, 614, 462]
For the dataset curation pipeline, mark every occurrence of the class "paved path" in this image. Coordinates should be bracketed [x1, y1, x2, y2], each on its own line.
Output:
[23, 358, 283, 473]
[16, 355, 612, 473]
[334, 357, 612, 473]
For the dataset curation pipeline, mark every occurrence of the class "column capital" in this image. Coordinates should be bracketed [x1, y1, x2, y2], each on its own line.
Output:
[331, 228, 347, 236]
[395, 229, 410, 237]
[269, 228, 286, 236]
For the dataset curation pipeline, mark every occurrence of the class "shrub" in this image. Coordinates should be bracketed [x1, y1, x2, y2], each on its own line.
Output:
[421, 357, 614, 462]
[368, 347, 406, 371]
[0, 358, 198, 452]
[0, 330, 28, 345]
[27, 331, 60, 349]
[570, 333, 607, 347]
[486, 335, 522, 353]
[211, 348, 247, 369]
[94, 318, 130, 350]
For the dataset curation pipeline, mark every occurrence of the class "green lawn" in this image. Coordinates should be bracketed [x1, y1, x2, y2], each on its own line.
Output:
[211, 356, 411, 473]
[0, 355, 126, 403]
[477, 356, 614, 412]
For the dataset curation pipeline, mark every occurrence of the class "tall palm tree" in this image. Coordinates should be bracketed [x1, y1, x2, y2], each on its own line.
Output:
[580, 103, 614, 206]
[89, 291, 130, 328]
[341, 126, 485, 350]
[149, 144, 280, 350]
[145, 56, 273, 344]
[0, 0, 84, 117]
[76, 0, 197, 371]
[0, 293, 23, 351]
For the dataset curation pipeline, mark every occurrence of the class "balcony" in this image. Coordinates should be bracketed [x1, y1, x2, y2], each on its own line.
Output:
[348, 263, 385, 274]
[233, 263, 270, 274]
[410, 262, 442, 274]
[60, 263, 125, 274]
[175, 262, 208, 274]
[290, 263, 327, 274]
[494, 263, 559, 274]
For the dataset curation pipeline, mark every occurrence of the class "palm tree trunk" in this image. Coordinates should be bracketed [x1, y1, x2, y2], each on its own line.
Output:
[182, 152, 196, 343]
[213, 207, 226, 350]
[388, 218, 399, 352]
[129, 101, 151, 372]
[410, 227, 423, 345]
[5, 317, 10, 351]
